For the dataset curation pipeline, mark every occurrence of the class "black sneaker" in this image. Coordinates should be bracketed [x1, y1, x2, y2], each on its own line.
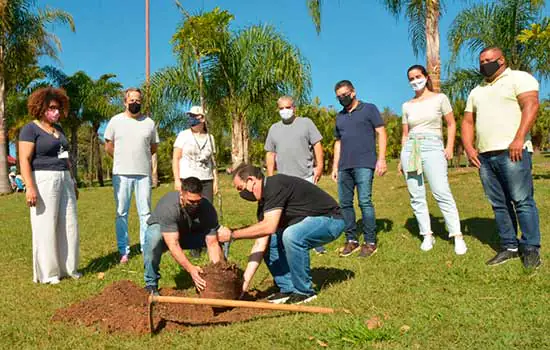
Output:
[285, 293, 317, 305]
[145, 285, 160, 296]
[521, 249, 542, 269]
[266, 292, 292, 304]
[486, 250, 519, 266]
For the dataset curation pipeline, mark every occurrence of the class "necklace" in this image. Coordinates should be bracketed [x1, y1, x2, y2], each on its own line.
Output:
[34, 120, 60, 139]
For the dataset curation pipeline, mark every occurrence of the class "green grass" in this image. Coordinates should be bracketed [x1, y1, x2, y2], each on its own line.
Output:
[1, 155, 549, 349]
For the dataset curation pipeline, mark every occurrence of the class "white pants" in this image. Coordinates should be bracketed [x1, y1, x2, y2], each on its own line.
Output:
[31, 170, 79, 283]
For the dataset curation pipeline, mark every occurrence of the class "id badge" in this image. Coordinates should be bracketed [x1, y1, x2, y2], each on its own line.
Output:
[58, 151, 69, 159]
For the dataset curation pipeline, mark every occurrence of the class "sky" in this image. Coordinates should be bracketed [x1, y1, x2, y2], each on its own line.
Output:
[35, 0, 549, 113]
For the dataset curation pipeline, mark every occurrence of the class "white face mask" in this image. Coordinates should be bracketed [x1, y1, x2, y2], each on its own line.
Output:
[410, 78, 427, 91]
[279, 108, 294, 120]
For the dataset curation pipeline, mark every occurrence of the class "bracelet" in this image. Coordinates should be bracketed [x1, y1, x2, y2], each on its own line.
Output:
[230, 230, 235, 242]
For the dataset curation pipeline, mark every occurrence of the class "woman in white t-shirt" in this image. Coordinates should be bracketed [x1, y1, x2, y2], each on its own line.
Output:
[172, 106, 218, 202]
[399, 65, 467, 255]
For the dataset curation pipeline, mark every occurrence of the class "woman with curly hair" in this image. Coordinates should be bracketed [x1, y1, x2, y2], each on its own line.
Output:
[19, 87, 81, 284]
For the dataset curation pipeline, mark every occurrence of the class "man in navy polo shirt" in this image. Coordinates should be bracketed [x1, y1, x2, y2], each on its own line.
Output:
[331, 80, 387, 258]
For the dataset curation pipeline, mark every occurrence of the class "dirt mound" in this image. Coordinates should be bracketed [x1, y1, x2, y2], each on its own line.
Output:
[199, 261, 243, 300]
[52, 280, 272, 335]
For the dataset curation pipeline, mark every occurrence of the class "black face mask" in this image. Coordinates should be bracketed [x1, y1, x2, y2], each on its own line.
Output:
[338, 95, 353, 108]
[239, 189, 257, 202]
[480, 60, 501, 78]
[184, 202, 200, 216]
[128, 102, 141, 114]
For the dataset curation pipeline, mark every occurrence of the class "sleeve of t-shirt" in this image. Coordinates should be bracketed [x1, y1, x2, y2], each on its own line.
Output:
[200, 202, 220, 235]
[513, 71, 539, 95]
[306, 118, 323, 145]
[401, 103, 408, 125]
[19, 123, 37, 143]
[440, 94, 453, 116]
[263, 177, 291, 214]
[264, 126, 276, 152]
[174, 131, 186, 149]
[152, 124, 160, 144]
[333, 118, 341, 140]
[465, 92, 476, 113]
[158, 204, 181, 233]
[104, 118, 115, 141]
[369, 105, 385, 128]
[209, 134, 216, 154]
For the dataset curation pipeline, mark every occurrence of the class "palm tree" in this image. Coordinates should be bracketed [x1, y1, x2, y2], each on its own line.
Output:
[445, 0, 548, 100]
[150, 9, 311, 168]
[0, 0, 74, 194]
[307, 0, 443, 91]
[82, 74, 123, 186]
[43, 68, 122, 183]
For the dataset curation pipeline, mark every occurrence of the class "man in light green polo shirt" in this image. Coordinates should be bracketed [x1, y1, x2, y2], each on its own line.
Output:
[462, 46, 541, 269]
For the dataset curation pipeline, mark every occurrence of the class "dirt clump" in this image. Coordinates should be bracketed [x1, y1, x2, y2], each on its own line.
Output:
[199, 261, 243, 300]
[52, 280, 272, 335]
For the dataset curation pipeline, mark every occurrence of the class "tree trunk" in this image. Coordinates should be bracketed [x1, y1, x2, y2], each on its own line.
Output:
[70, 124, 78, 181]
[89, 127, 95, 181]
[93, 123, 104, 186]
[0, 44, 12, 194]
[425, 0, 441, 93]
[231, 116, 249, 169]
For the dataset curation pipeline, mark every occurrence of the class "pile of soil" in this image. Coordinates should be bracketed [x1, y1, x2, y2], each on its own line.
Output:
[52, 279, 272, 335]
[199, 261, 243, 300]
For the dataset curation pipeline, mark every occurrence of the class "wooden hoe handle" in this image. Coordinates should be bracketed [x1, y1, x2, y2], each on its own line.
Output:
[148, 295, 334, 314]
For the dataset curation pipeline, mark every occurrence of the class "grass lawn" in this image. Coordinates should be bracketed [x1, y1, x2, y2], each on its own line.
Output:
[1, 156, 549, 349]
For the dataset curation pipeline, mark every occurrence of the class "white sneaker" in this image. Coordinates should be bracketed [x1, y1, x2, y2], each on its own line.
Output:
[70, 272, 83, 279]
[420, 235, 435, 251]
[45, 276, 60, 285]
[454, 237, 468, 255]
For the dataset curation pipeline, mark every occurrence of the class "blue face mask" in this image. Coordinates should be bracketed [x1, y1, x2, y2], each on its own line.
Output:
[188, 115, 202, 127]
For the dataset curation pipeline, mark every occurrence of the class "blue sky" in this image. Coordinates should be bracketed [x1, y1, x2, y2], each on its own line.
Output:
[38, 0, 549, 113]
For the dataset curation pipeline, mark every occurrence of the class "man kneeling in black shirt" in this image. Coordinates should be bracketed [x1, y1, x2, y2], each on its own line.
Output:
[143, 177, 223, 295]
[217, 164, 345, 305]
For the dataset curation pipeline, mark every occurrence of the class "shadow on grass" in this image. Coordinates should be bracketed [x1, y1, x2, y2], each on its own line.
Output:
[81, 243, 141, 275]
[312, 267, 355, 290]
[351, 218, 394, 237]
[533, 173, 550, 180]
[404, 216, 500, 251]
[462, 217, 500, 251]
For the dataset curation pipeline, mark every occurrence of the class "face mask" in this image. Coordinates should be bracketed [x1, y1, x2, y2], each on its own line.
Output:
[184, 203, 200, 216]
[279, 108, 294, 120]
[480, 59, 501, 78]
[128, 102, 141, 114]
[410, 78, 427, 91]
[45, 109, 60, 123]
[338, 95, 353, 108]
[239, 189, 257, 202]
[188, 115, 202, 127]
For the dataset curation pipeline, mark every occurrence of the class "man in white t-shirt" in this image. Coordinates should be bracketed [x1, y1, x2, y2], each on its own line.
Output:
[462, 47, 541, 269]
[104, 88, 160, 263]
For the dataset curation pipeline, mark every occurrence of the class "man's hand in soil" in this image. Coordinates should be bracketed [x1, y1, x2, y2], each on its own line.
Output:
[188, 265, 206, 291]
[217, 226, 232, 243]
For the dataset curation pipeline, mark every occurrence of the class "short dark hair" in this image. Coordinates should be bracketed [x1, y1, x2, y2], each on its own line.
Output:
[480, 46, 503, 56]
[232, 163, 264, 181]
[334, 80, 354, 92]
[181, 177, 203, 194]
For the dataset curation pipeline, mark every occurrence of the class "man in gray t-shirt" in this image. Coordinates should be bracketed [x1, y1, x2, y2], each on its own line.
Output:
[143, 177, 224, 295]
[264, 95, 326, 253]
[104, 88, 160, 263]
[265, 96, 324, 182]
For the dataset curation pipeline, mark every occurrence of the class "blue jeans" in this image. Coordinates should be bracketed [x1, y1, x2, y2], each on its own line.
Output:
[479, 149, 540, 250]
[400, 137, 462, 236]
[264, 216, 345, 295]
[113, 174, 152, 256]
[143, 224, 207, 287]
[338, 168, 376, 243]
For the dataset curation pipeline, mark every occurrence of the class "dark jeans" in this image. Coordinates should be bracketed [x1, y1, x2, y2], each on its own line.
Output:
[479, 149, 540, 250]
[338, 168, 377, 244]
